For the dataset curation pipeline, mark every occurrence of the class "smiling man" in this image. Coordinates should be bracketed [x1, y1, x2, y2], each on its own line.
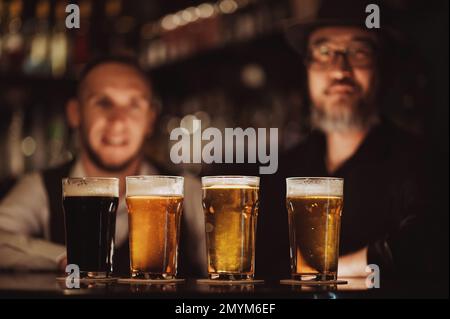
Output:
[0, 56, 206, 277]
[67, 59, 156, 194]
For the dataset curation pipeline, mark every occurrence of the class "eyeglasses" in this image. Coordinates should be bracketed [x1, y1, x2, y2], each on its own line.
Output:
[306, 41, 377, 69]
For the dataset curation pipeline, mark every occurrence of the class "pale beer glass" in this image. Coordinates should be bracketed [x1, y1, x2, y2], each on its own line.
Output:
[286, 177, 344, 281]
[202, 176, 260, 280]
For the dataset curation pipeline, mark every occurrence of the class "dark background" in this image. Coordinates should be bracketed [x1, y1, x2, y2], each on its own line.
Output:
[0, 0, 447, 176]
[0, 0, 448, 272]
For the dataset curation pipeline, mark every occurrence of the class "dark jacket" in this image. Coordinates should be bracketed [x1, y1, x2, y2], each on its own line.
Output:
[257, 120, 436, 279]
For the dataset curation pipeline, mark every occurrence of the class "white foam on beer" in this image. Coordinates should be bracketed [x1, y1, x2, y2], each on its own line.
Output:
[126, 176, 184, 196]
[63, 178, 119, 197]
[286, 178, 343, 197]
[201, 176, 260, 188]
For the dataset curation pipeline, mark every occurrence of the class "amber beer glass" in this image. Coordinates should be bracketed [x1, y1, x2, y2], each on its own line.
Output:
[202, 176, 260, 280]
[62, 177, 119, 278]
[286, 177, 344, 281]
[126, 176, 184, 279]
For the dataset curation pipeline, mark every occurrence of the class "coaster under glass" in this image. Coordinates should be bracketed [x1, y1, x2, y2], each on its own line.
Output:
[56, 276, 117, 284]
[197, 279, 264, 285]
[280, 279, 348, 286]
[208, 273, 255, 280]
[117, 278, 185, 284]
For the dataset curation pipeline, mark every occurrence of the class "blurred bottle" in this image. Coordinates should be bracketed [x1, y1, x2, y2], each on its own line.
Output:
[102, 0, 121, 54]
[5, 88, 25, 176]
[51, 0, 70, 78]
[272, 0, 291, 30]
[0, 103, 12, 179]
[21, 104, 46, 171]
[218, 0, 239, 45]
[7, 110, 25, 176]
[72, 0, 92, 74]
[23, 0, 51, 76]
[46, 112, 67, 167]
[0, 0, 25, 74]
[234, 11, 256, 41]
[141, 18, 168, 69]
[252, 2, 270, 35]
[110, 0, 137, 56]
[0, 0, 5, 63]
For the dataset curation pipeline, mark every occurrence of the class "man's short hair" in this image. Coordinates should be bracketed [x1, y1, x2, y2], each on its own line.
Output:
[76, 55, 152, 98]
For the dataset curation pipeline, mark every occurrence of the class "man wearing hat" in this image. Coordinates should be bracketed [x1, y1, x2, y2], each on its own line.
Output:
[258, 0, 436, 279]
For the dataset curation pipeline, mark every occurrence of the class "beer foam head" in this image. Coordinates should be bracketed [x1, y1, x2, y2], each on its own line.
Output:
[126, 176, 184, 196]
[202, 176, 260, 188]
[286, 177, 343, 197]
[63, 177, 119, 197]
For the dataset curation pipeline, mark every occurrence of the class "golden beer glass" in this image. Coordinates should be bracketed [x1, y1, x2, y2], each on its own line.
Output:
[126, 176, 184, 279]
[286, 177, 344, 281]
[202, 176, 260, 280]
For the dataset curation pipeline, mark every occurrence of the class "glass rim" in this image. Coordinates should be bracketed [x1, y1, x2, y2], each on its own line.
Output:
[201, 175, 260, 187]
[62, 177, 119, 197]
[62, 177, 119, 182]
[126, 175, 184, 196]
[126, 175, 184, 181]
[286, 177, 343, 197]
[202, 175, 260, 180]
[286, 177, 343, 182]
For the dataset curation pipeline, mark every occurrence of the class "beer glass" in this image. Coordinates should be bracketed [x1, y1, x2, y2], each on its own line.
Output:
[126, 176, 184, 279]
[62, 177, 119, 278]
[202, 176, 260, 280]
[286, 177, 344, 281]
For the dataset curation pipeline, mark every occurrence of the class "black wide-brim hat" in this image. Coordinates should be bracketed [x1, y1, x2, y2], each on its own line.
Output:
[284, 0, 405, 56]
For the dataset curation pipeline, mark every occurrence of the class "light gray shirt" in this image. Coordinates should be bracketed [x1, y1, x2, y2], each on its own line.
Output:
[0, 160, 207, 274]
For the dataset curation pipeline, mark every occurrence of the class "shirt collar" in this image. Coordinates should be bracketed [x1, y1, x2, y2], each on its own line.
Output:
[69, 159, 158, 177]
[306, 119, 392, 176]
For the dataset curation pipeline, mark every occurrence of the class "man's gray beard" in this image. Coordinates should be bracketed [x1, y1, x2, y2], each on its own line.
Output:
[310, 101, 379, 133]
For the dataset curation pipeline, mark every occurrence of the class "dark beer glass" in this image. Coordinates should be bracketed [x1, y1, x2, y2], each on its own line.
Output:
[62, 177, 119, 278]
